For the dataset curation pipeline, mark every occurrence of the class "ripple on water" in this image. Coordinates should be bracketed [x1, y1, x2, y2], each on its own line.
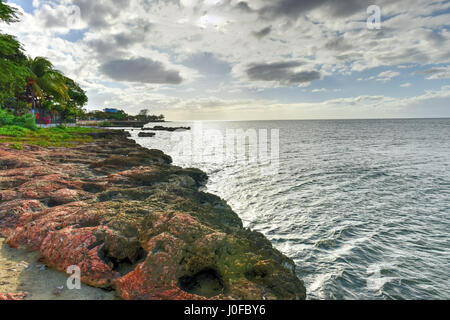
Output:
[134, 119, 450, 300]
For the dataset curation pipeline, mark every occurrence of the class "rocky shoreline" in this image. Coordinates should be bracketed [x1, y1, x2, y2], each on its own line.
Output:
[0, 130, 306, 300]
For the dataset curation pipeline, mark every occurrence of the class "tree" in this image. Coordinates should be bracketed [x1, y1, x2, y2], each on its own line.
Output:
[0, 1, 29, 109]
[0, 0, 19, 24]
[139, 109, 149, 117]
[65, 77, 88, 108]
[0, 0, 88, 124]
[0, 35, 30, 107]
[25, 56, 69, 114]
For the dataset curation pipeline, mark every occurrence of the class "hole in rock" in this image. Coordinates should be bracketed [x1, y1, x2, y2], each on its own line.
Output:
[178, 268, 225, 298]
[46, 199, 61, 208]
[99, 246, 147, 276]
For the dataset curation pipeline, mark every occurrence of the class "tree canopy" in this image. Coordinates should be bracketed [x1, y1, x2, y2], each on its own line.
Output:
[0, 0, 88, 123]
[0, 0, 19, 24]
[0, 34, 29, 106]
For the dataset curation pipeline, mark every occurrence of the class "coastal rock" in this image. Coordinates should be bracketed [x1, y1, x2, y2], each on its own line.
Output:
[138, 132, 156, 138]
[0, 130, 306, 300]
[142, 126, 191, 132]
[0, 292, 28, 300]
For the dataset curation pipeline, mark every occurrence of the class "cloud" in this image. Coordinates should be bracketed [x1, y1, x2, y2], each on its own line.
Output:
[377, 70, 401, 82]
[5, 0, 450, 119]
[400, 82, 412, 87]
[252, 26, 272, 39]
[70, 0, 130, 29]
[85, 19, 152, 59]
[417, 66, 450, 79]
[325, 38, 353, 52]
[246, 61, 321, 85]
[258, 0, 369, 19]
[235, 1, 253, 13]
[100, 58, 183, 84]
[183, 52, 231, 76]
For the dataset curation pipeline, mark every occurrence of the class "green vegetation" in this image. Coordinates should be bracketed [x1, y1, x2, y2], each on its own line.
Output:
[82, 108, 165, 122]
[0, 108, 97, 147]
[99, 121, 113, 127]
[9, 142, 23, 150]
[1, 1, 165, 127]
[0, 107, 37, 129]
[0, 124, 98, 147]
[0, 0, 18, 23]
[0, 0, 87, 124]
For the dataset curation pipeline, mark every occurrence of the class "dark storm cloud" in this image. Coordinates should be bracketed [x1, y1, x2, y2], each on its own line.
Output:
[252, 26, 272, 39]
[246, 61, 321, 85]
[100, 58, 183, 84]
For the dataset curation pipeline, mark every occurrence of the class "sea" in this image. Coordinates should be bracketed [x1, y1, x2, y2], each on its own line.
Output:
[130, 119, 450, 300]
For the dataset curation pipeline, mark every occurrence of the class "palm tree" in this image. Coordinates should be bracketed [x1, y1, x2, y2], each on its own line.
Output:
[0, 0, 19, 24]
[26, 57, 69, 114]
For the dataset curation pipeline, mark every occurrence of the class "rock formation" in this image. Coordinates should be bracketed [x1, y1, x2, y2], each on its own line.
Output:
[0, 130, 306, 300]
[142, 126, 191, 132]
[138, 132, 156, 138]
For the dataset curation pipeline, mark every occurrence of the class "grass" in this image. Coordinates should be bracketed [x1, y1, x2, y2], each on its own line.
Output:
[9, 142, 23, 150]
[99, 121, 113, 127]
[0, 125, 100, 147]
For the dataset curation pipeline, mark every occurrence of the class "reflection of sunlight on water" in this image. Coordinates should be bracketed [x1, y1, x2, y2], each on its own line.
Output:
[309, 274, 332, 299]
[326, 235, 373, 262]
[134, 119, 450, 300]
[366, 263, 396, 293]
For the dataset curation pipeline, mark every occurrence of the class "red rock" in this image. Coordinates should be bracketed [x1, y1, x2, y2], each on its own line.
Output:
[0, 292, 28, 300]
[0, 132, 306, 300]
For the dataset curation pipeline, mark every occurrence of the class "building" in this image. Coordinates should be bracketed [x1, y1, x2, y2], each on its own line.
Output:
[104, 108, 119, 113]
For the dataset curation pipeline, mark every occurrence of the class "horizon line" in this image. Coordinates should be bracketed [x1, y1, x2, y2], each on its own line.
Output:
[166, 117, 450, 122]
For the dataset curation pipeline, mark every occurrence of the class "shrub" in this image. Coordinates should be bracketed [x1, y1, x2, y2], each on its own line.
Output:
[9, 142, 23, 150]
[0, 125, 31, 137]
[0, 108, 37, 130]
[100, 121, 112, 127]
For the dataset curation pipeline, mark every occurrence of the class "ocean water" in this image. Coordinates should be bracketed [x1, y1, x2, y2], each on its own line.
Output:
[131, 119, 450, 300]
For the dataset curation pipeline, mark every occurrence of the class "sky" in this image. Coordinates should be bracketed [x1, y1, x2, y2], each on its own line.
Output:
[2, 0, 450, 120]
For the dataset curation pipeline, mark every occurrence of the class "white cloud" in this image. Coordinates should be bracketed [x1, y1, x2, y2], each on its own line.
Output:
[377, 70, 401, 82]
[423, 66, 450, 80]
[3, 0, 450, 119]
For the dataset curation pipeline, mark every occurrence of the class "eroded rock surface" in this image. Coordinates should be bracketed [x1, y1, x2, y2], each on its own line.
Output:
[0, 130, 306, 300]
[0, 292, 27, 300]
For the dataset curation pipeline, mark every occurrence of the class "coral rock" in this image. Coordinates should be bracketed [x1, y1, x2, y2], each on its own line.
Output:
[0, 130, 306, 300]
